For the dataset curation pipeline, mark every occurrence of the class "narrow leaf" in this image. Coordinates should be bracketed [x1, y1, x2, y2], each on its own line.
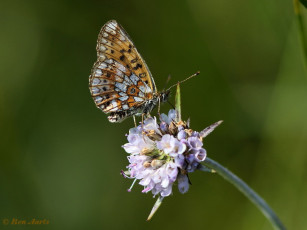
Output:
[197, 164, 216, 173]
[199, 120, 223, 139]
[175, 83, 181, 121]
[147, 196, 164, 221]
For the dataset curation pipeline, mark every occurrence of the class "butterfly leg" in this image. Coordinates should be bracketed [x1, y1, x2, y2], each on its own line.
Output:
[158, 96, 161, 116]
[141, 113, 144, 129]
[133, 115, 137, 127]
[141, 113, 146, 141]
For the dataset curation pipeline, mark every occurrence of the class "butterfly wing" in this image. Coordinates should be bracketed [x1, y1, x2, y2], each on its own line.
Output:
[89, 20, 156, 122]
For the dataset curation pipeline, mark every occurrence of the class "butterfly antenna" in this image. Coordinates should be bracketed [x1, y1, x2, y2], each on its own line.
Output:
[166, 71, 200, 91]
[163, 74, 172, 90]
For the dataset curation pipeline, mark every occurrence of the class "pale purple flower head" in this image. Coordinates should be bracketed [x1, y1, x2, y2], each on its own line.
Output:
[156, 134, 186, 156]
[122, 109, 222, 197]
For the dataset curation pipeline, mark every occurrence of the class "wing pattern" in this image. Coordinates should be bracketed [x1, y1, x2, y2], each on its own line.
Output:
[89, 20, 158, 122]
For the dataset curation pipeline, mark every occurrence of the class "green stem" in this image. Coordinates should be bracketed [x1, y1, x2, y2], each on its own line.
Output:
[293, 0, 307, 70]
[201, 158, 286, 230]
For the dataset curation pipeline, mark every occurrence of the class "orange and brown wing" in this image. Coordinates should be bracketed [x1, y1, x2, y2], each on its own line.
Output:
[89, 20, 156, 122]
[96, 20, 157, 93]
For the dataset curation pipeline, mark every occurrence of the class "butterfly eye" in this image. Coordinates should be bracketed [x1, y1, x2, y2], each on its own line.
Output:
[161, 91, 170, 102]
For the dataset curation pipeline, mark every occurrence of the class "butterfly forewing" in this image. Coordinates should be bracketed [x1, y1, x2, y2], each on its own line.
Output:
[97, 21, 156, 92]
[89, 20, 157, 121]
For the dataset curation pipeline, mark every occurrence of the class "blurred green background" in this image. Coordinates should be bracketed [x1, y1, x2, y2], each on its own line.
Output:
[1, 0, 306, 229]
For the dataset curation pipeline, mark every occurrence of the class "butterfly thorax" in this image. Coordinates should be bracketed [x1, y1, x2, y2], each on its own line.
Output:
[143, 90, 170, 114]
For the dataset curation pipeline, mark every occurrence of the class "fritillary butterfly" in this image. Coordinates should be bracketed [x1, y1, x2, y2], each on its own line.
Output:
[89, 20, 170, 122]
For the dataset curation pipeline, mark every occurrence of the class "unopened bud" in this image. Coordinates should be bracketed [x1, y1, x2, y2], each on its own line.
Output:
[151, 159, 165, 168]
[143, 161, 152, 168]
[141, 147, 153, 155]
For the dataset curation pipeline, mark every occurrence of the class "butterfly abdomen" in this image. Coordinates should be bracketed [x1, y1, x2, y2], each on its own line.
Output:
[108, 102, 148, 122]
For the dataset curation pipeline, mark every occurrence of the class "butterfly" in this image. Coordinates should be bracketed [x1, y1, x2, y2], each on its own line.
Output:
[89, 20, 170, 123]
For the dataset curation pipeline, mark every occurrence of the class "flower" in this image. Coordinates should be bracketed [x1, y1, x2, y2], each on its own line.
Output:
[156, 134, 186, 156]
[122, 109, 222, 197]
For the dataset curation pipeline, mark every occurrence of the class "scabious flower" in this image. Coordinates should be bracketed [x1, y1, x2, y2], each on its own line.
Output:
[122, 109, 222, 197]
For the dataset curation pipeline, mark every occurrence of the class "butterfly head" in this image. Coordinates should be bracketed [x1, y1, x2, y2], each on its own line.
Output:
[159, 89, 170, 103]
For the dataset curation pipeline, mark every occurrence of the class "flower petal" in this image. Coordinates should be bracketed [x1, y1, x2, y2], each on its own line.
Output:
[177, 174, 189, 194]
[195, 148, 207, 162]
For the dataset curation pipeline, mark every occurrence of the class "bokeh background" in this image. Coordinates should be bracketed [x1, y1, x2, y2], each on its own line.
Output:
[1, 0, 306, 229]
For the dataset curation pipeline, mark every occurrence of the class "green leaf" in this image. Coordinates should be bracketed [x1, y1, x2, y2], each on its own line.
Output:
[147, 196, 164, 221]
[175, 83, 181, 121]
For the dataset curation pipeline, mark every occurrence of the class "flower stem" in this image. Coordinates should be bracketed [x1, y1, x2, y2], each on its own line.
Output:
[200, 158, 286, 230]
[293, 0, 307, 71]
